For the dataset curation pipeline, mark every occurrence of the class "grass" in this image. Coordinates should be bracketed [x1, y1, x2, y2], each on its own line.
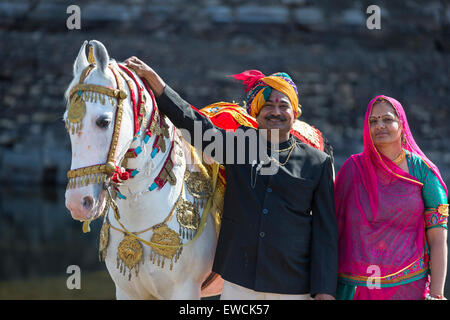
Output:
[0, 271, 116, 300]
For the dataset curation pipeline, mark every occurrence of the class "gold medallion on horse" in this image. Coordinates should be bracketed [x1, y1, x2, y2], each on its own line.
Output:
[184, 171, 213, 200]
[176, 198, 200, 240]
[67, 94, 86, 134]
[117, 234, 143, 280]
[150, 224, 182, 270]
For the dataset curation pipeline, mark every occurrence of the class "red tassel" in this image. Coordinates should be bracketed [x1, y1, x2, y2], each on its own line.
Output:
[229, 70, 266, 92]
[111, 166, 130, 183]
[120, 172, 129, 181]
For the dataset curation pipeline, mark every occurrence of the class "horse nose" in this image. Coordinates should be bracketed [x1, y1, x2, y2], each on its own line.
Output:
[65, 189, 99, 221]
[82, 196, 94, 210]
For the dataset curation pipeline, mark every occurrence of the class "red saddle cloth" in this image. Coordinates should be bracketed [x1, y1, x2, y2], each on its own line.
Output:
[196, 102, 325, 298]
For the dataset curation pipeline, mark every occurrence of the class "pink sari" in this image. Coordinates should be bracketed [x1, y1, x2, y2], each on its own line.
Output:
[335, 95, 448, 300]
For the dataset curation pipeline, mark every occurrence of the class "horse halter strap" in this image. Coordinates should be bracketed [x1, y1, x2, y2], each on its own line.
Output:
[66, 64, 129, 190]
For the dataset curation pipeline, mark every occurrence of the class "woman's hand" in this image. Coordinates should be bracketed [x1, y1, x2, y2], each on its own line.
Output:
[124, 56, 165, 96]
[426, 227, 448, 298]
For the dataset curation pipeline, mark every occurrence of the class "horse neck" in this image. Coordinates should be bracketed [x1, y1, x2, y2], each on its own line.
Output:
[120, 118, 177, 194]
[110, 72, 185, 230]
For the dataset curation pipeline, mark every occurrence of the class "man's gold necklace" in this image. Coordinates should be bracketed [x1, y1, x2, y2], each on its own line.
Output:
[251, 141, 296, 189]
[272, 142, 296, 153]
[269, 142, 297, 166]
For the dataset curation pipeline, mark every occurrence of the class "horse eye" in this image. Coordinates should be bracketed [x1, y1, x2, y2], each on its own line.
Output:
[96, 116, 111, 129]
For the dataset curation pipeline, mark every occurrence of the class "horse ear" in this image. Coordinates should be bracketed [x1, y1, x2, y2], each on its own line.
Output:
[89, 40, 110, 73]
[73, 40, 89, 76]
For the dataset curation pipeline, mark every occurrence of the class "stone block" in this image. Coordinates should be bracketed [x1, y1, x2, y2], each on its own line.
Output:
[83, 3, 140, 22]
[29, 3, 67, 21]
[446, 5, 450, 25]
[280, 0, 306, 5]
[31, 112, 58, 124]
[204, 6, 233, 23]
[236, 5, 289, 24]
[145, 4, 176, 20]
[1, 147, 43, 184]
[294, 7, 325, 25]
[339, 8, 366, 26]
[0, 2, 29, 18]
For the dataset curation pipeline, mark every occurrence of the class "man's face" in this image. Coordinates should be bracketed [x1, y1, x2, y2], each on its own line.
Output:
[255, 90, 295, 139]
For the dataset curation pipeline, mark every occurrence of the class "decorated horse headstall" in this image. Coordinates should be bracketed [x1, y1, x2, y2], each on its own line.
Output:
[65, 60, 130, 191]
[65, 45, 182, 220]
[65, 59, 174, 191]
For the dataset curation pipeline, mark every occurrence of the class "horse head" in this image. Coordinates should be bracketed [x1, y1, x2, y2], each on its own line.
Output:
[64, 40, 136, 222]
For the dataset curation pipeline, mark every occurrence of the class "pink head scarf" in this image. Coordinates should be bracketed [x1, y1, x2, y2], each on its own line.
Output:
[335, 95, 447, 289]
[360, 95, 447, 214]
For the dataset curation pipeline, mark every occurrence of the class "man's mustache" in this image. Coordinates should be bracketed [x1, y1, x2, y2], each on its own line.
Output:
[265, 115, 286, 121]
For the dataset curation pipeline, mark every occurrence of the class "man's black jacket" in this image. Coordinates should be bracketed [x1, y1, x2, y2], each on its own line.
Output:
[156, 85, 338, 296]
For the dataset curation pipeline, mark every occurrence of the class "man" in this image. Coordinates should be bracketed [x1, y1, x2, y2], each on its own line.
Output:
[125, 58, 337, 300]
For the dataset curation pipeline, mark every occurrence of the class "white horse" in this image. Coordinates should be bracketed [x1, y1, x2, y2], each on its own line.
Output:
[64, 40, 222, 299]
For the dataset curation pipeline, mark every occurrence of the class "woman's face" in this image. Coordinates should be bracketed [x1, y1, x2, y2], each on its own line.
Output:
[369, 101, 402, 147]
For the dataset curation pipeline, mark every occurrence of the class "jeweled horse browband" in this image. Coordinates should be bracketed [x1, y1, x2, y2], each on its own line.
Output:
[66, 65, 128, 135]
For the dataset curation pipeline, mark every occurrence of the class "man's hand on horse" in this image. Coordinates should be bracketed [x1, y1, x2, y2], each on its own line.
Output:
[124, 56, 153, 77]
[124, 56, 165, 96]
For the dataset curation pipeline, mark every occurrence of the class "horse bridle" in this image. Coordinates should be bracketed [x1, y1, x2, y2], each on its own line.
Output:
[66, 63, 130, 190]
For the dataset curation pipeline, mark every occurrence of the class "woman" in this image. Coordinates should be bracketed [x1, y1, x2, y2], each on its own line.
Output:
[335, 95, 448, 300]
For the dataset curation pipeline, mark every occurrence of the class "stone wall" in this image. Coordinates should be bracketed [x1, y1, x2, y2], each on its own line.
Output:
[0, 0, 449, 189]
